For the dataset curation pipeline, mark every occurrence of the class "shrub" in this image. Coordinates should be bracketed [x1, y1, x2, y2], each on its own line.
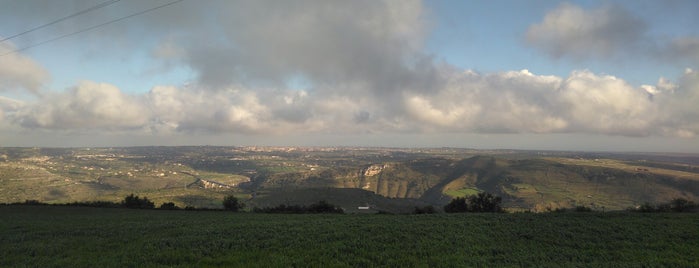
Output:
[253, 201, 343, 214]
[630, 198, 698, 213]
[444, 197, 468, 213]
[159, 202, 179, 210]
[222, 195, 244, 212]
[468, 192, 503, 213]
[122, 194, 154, 209]
[638, 202, 656, 213]
[444, 193, 504, 213]
[669, 198, 696, 212]
[307, 200, 343, 214]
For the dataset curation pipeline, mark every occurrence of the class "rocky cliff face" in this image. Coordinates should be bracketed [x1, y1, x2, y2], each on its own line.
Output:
[362, 164, 387, 177]
[188, 178, 233, 189]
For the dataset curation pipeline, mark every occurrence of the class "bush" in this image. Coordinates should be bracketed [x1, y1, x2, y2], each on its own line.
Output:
[444, 193, 503, 213]
[630, 198, 698, 213]
[122, 194, 154, 209]
[222, 195, 244, 212]
[159, 202, 179, 210]
[638, 202, 656, 213]
[444, 192, 503, 213]
[670, 198, 696, 212]
[444, 197, 468, 213]
[253, 201, 343, 214]
[468, 192, 503, 213]
[307, 200, 343, 214]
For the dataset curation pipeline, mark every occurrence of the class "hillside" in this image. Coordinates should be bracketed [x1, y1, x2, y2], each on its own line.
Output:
[1, 147, 698, 211]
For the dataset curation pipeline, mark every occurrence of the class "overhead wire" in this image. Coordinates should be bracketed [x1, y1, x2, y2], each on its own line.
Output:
[0, 0, 186, 58]
[0, 0, 122, 43]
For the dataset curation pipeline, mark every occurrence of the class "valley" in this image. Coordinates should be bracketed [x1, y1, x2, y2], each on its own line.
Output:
[1, 146, 698, 213]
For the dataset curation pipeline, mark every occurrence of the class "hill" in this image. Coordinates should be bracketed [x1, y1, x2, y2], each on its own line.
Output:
[1, 147, 697, 211]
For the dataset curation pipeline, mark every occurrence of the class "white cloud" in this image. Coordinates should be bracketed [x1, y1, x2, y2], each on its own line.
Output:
[526, 3, 646, 59]
[403, 69, 567, 133]
[655, 69, 699, 137]
[0, 96, 24, 122]
[148, 85, 273, 134]
[14, 81, 149, 130]
[557, 70, 655, 136]
[2, 67, 698, 140]
[399, 69, 671, 137]
[1, 0, 698, 146]
[0, 43, 49, 93]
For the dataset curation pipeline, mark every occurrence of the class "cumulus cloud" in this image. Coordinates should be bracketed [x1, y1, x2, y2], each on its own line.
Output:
[147, 85, 272, 134]
[0, 96, 24, 122]
[1, 0, 698, 144]
[401, 69, 658, 135]
[557, 71, 655, 135]
[526, 3, 646, 59]
[14, 81, 149, 130]
[3, 68, 698, 139]
[654, 69, 699, 137]
[0, 43, 49, 93]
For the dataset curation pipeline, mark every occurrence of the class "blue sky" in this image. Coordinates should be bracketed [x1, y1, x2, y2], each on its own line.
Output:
[1, 0, 698, 152]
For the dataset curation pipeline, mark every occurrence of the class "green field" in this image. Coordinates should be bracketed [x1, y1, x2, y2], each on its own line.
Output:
[1, 206, 697, 267]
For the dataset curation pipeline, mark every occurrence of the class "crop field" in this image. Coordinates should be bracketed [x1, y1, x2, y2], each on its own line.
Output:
[1, 206, 697, 267]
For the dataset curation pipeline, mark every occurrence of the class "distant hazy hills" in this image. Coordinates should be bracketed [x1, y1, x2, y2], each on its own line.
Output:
[247, 155, 699, 212]
[1, 147, 697, 212]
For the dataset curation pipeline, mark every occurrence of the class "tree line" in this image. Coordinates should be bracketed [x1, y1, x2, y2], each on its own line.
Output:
[5, 193, 697, 214]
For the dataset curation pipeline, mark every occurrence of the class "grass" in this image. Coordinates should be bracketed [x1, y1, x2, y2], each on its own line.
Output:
[443, 187, 480, 198]
[1, 205, 697, 267]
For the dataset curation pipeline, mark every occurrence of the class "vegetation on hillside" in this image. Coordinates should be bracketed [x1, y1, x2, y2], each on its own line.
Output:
[252, 200, 344, 214]
[1, 146, 698, 212]
[629, 198, 698, 213]
[444, 192, 504, 213]
[222, 195, 244, 212]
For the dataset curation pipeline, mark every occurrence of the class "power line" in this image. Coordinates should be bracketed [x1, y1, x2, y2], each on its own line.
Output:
[0, 0, 122, 43]
[0, 0, 185, 58]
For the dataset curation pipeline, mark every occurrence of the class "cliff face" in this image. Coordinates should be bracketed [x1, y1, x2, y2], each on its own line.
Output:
[361, 164, 387, 177]
[188, 178, 233, 189]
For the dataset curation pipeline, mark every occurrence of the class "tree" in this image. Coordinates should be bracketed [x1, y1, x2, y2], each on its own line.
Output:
[307, 200, 343, 214]
[467, 192, 503, 212]
[223, 195, 244, 212]
[122, 194, 154, 209]
[444, 197, 468, 213]
[444, 192, 504, 213]
[670, 198, 696, 212]
[638, 202, 655, 212]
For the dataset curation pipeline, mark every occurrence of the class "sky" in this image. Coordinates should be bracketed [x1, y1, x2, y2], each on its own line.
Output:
[1, 0, 698, 152]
